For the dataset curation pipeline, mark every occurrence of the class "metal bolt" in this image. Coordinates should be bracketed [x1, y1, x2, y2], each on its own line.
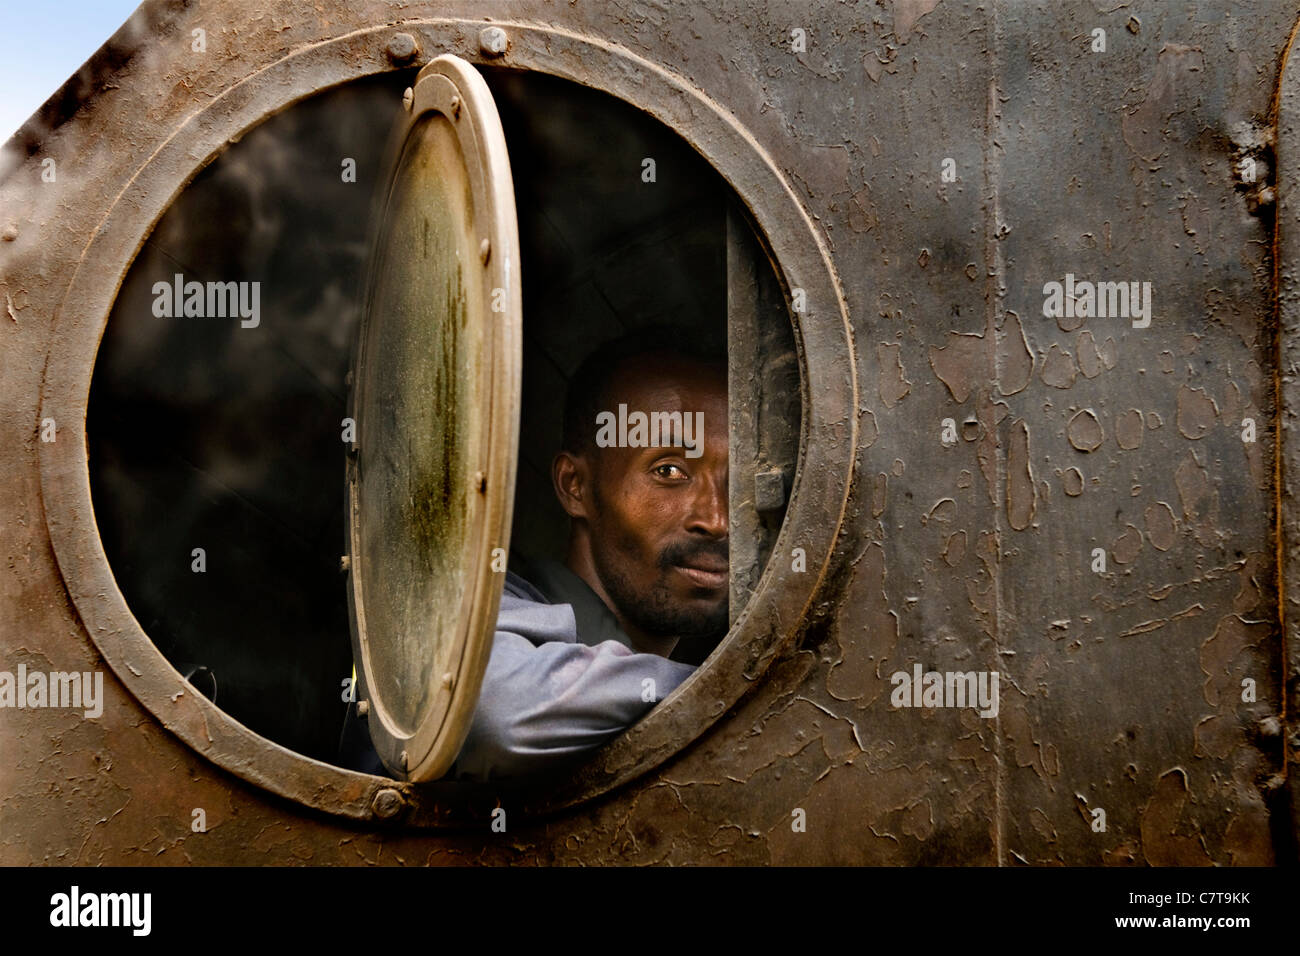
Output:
[371, 788, 405, 819]
[339, 555, 350, 573]
[474, 470, 487, 493]
[1258, 185, 1276, 206]
[450, 95, 462, 119]
[1257, 715, 1282, 738]
[1, 223, 17, 242]
[357, 699, 369, 716]
[441, 671, 454, 689]
[480, 27, 508, 56]
[478, 238, 490, 264]
[402, 87, 414, 111]
[754, 468, 785, 512]
[386, 32, 419, 65]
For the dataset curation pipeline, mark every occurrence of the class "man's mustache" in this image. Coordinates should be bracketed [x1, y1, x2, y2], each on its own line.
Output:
[658, 538, 729, 570]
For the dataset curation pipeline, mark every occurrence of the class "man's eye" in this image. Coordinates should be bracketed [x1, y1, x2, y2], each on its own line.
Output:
[653, 464, 687, 480]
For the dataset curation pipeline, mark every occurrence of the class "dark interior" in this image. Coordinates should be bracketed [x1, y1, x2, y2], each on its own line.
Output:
[87, 65, 773, 765]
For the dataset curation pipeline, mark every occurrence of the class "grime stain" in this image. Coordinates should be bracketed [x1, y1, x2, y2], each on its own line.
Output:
[1121, 44, 1207, 163]
[893, 0, 942, 41]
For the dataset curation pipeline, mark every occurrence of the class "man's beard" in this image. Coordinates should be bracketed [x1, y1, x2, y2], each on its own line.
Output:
[592, 533, 730, 640]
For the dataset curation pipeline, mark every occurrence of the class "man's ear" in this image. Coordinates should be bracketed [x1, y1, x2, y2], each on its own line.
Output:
[552, 450, 593, 520]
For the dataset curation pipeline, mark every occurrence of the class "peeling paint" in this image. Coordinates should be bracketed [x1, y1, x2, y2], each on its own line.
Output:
[1112, 412, 1141, 454]
[876, 342, 911, 408]
[1007, 419, 1035, 530]
[929, 330, 985, 404]
[1066, 409, 1103, 451]
[1176, 384, 1218, 439]
[1040, 344, 1076, 389]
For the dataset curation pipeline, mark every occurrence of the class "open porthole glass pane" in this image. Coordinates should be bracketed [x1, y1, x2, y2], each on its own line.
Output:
[346, 54, 521, 782]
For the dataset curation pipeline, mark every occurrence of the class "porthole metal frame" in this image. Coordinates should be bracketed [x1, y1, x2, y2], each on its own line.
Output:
[38, 20, 858, 826]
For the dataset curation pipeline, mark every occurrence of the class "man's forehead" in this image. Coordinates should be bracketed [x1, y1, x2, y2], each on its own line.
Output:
[602, 354, 726, 406]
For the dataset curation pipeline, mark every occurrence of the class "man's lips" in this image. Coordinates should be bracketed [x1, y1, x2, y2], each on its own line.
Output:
[673, 561, 728, 589]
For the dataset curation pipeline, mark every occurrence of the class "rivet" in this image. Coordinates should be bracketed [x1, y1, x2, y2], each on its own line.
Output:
[479, 238, 491, 264]
[475, 470, 487, 493]
[357, 699, 369, 716]
[371, 788, 405, 819]
[398, 750, 408, 771]
[386, 32, 419, 65]
[441, 671, 454, 689]
[402, 87, 414, 111]
[450, 95, 462, 119]
[753, 469, 785, 512]
[480, 27, 508, 56]
[339, 555, 351, 573]
[1, 223, 17, 242]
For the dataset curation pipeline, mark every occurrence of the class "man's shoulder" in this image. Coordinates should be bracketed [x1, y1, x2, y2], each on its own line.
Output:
[507, 557, 635, 651]
[503, 569, 550, 604]
[497, 568, 580, 646]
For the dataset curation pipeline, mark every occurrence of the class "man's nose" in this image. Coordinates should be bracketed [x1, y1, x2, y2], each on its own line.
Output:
[686, 472, 727, 537]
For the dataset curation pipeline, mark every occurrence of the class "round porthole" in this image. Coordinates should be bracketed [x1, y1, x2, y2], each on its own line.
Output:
[42, 21, 855, 825]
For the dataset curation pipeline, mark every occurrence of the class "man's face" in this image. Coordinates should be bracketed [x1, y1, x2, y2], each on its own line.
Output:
[581, 357, 729, 641]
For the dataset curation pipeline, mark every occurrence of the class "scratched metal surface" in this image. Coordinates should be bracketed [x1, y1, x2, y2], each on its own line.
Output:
[0, 0, 1292, 864]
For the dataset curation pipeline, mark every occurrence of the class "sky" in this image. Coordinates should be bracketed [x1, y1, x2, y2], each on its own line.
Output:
[0, 0, 142, 142]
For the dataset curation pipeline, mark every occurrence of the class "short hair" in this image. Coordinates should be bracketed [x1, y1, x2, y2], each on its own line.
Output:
[560, 327, 725, 456]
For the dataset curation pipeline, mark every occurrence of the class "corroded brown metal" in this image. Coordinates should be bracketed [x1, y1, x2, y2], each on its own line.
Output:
[1273, 11, 1300, 862]
[0, 0, 1293, 863]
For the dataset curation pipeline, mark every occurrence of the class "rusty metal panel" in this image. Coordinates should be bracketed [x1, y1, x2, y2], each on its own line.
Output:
[1274, 6, 1300, 862]
[990, 1, 1289, 865]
